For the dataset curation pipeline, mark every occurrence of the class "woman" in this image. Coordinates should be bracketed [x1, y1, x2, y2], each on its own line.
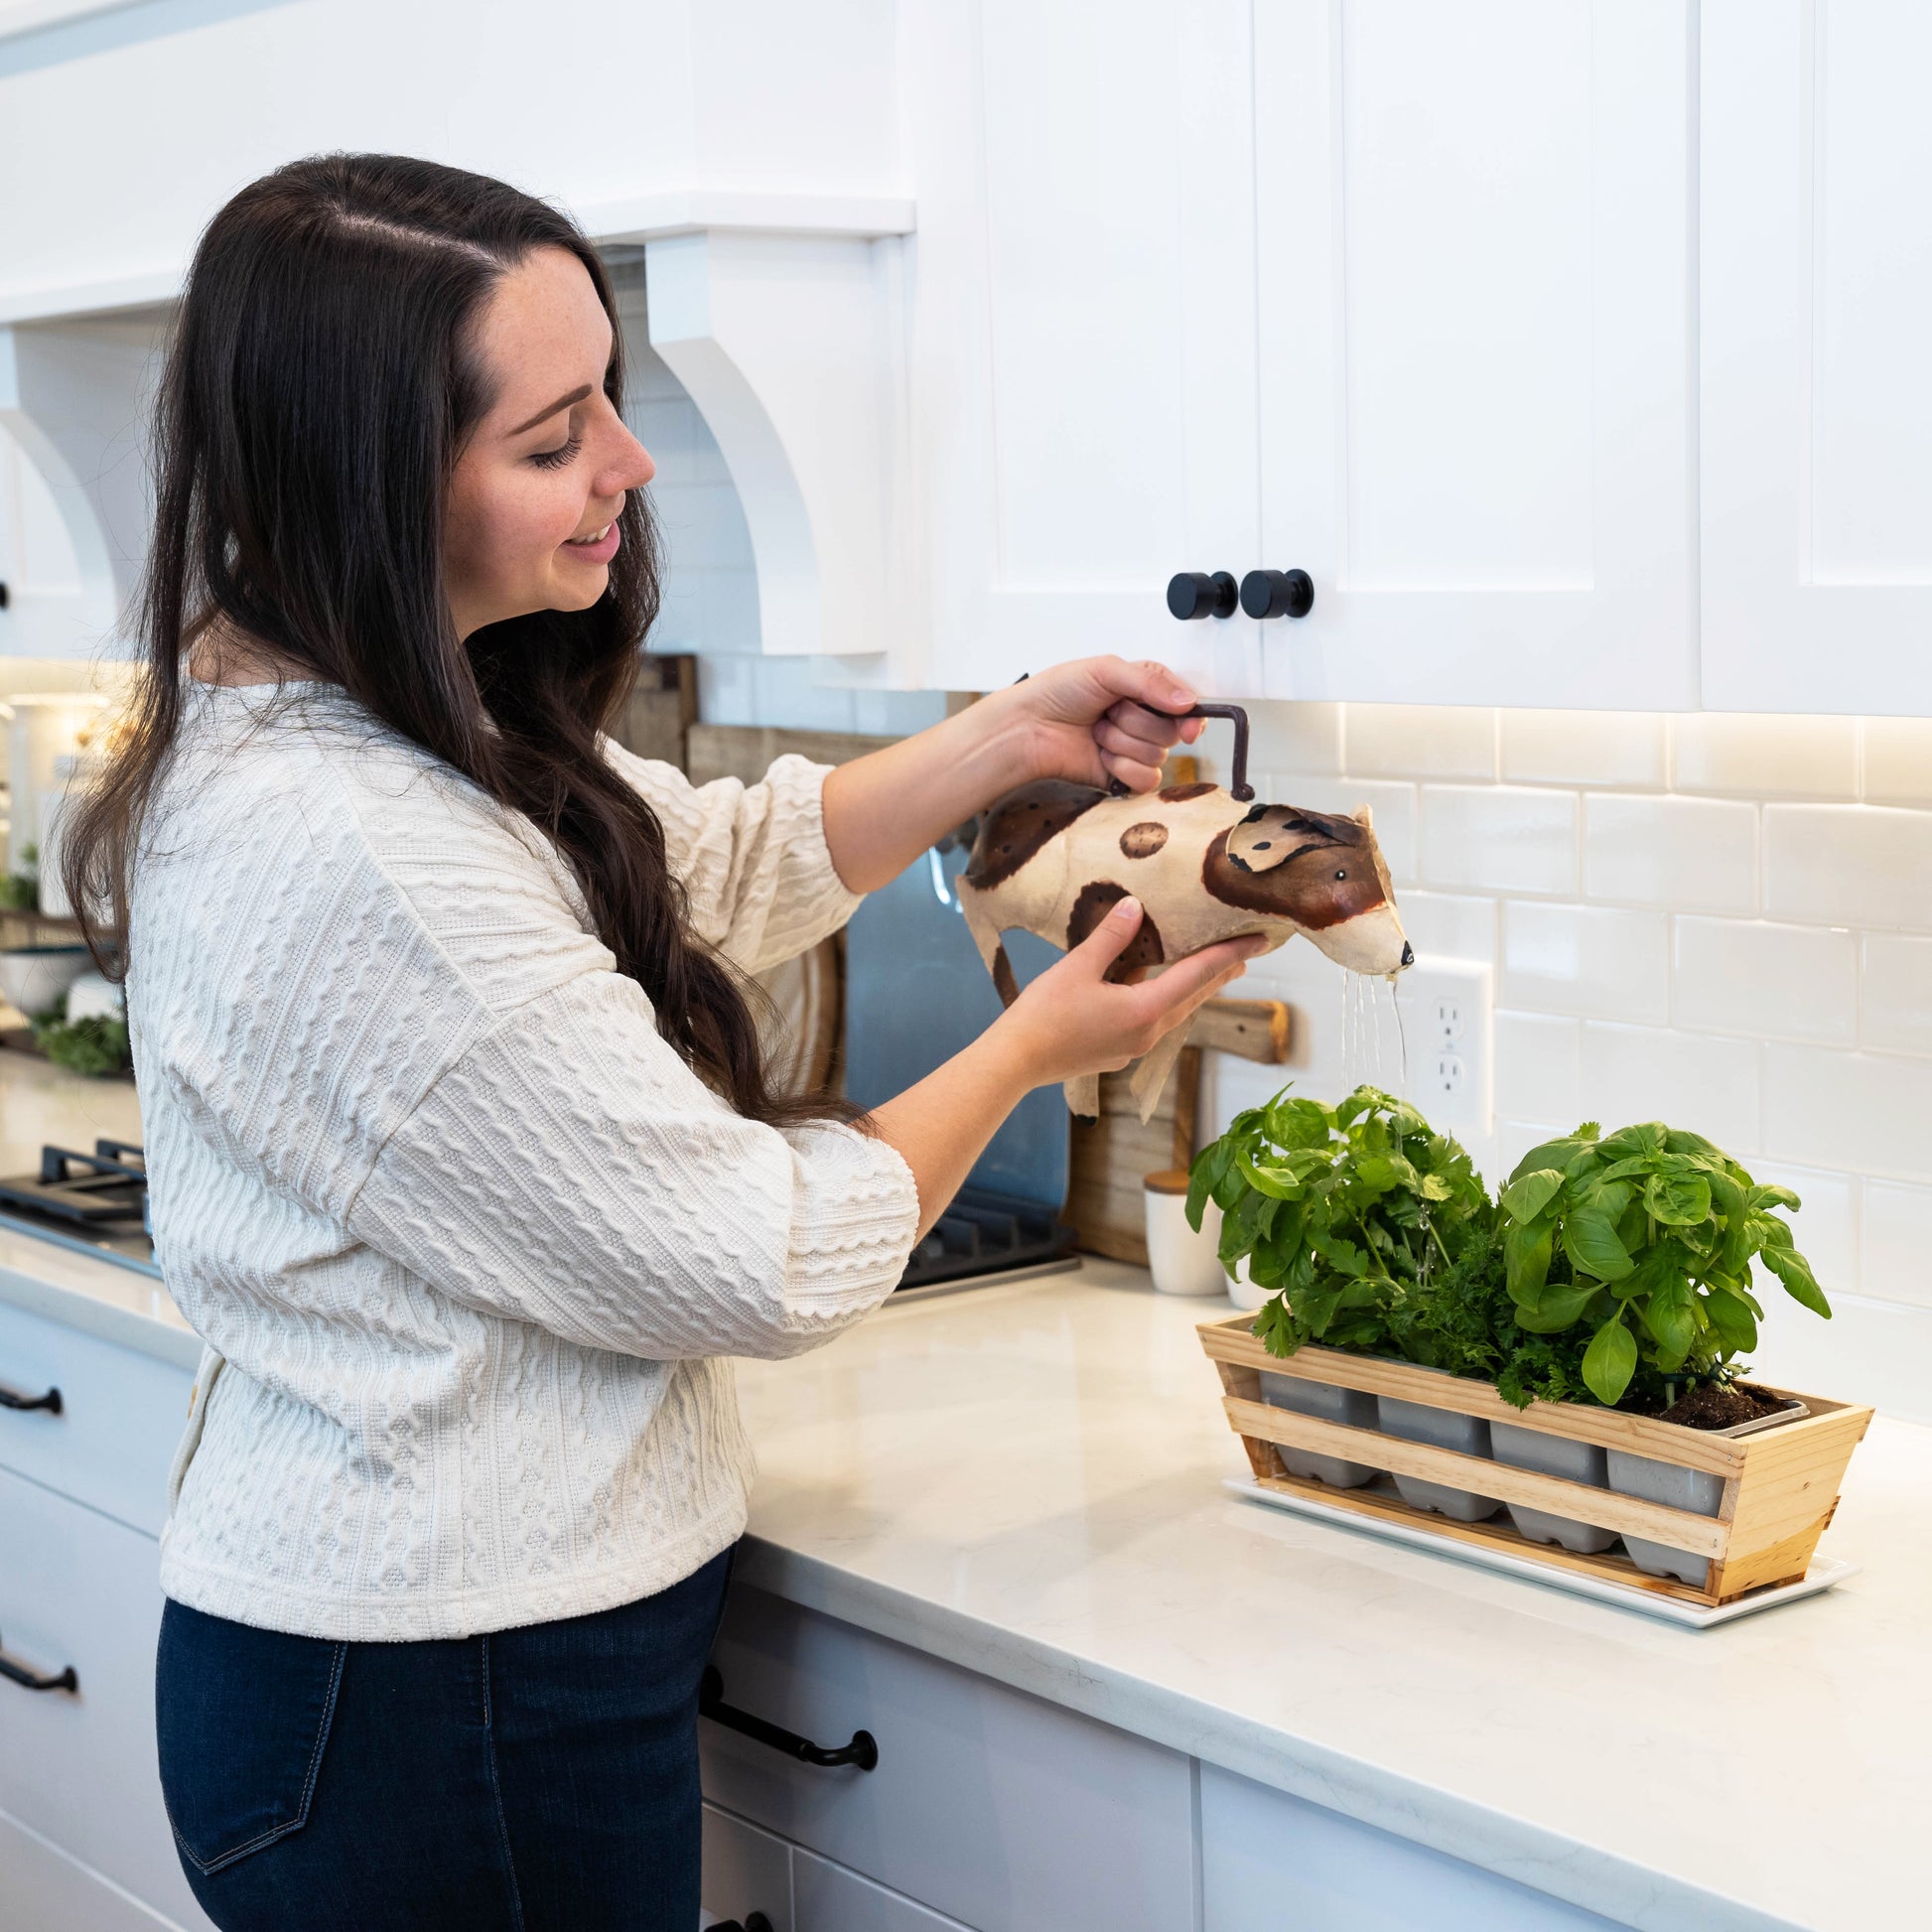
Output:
[69, 154, 1263, 1932]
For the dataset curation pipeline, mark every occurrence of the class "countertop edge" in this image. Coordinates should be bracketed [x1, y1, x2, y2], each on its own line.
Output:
[0, 1259, 203, 1372]
[731, 1535, 1807, 1932]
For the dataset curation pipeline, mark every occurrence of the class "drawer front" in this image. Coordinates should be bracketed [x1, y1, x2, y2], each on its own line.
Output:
[700, 1586, 1195, 1932]
[0, 1805, 207, 1932]
[0, 1300, 193, 1536]
[0, 1464, 207, 1925]
[1200, 1764, 1630, 1932]
[702, 1804, 795, 1932]
[794, 1850, 972, 1932]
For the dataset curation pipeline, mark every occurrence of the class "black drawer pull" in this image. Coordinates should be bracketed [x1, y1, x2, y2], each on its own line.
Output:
[700, 1665, 878, 1772]
[0, 1629, 78, 1694]
[0, 1381, 62, 1415]
[708, 1918, 773, 1932]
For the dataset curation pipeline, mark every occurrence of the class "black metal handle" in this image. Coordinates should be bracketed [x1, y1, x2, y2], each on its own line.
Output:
[700, 1665, 878, 1772]
[1167, 570, 1239, 621]
[1110, 701, 1254, 803]
[1240, 567, 1314, 620]
[0, 1629, 77, 1694]
[707, 1918, 773, 1932]
[0, 1380, 61, 1415]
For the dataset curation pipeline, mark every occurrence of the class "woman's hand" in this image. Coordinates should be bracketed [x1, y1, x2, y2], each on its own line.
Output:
[978, 654, 1209, 797]
[996, 898, 1266, 1090]
[820, 656, 1209, 896]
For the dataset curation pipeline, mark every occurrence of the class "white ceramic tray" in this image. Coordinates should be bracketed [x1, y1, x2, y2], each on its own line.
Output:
[1224, 1476, 1860, 1628]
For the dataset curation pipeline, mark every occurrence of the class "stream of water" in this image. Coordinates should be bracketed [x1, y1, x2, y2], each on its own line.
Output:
[1337, 971, 1409, 1098]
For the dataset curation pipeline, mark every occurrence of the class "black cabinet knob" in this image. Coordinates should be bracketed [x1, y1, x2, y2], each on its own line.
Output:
[1167, 571, 1239, 621]
[1240, 568, 1314, 620]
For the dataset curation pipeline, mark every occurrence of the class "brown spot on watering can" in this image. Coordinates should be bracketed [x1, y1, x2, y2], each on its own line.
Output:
[1119, 820, 1170, 860]
[1066, 881, 1165, 980]
[964, 779, 1107, 890]
[1158, 780, 1217, 803]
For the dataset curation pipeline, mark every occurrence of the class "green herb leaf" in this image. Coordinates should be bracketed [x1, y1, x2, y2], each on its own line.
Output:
[1562, 1208, 1634, 1283]
[1761, 1244, 1832, 1318]
[1642, 1172, 1712, 1227]
[1582, 1314, 1638, 1405]
[1499, 1168, 1564, 1224]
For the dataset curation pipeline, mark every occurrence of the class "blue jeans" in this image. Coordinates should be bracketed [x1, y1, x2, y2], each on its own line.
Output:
[154, 1546, 735, 1931]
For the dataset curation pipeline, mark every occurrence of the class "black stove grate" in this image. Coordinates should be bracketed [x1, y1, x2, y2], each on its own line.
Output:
[896, 1184, 1076, 1293]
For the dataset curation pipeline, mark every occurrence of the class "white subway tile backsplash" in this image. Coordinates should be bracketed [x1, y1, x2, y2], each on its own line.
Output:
[1763, 805, 1932, 930]
[1861, 932, 1932, 1057]
[1672, 917, 1858, 1046]
[1763, 1044, 1932, 1181]
[1584, 795, 1757, 912]
[1580, 1023, 1761, 1155]
[1494, 1012, 1583, 1128]
[1421, 786, 1578, 896]
[1346, 704, 1496, 780]
[1501, 901, 1670, 1022]
[1748, 1162, 1859, 1298]
[1394, 891, 1499, 967]
[1863, 718, 1932, 806]
[1859, 1180, 1932, 1308]
[1671, 714, 1859, 799]
[1500, 711, 1668, 789]
[1246, 702, 1343, 778]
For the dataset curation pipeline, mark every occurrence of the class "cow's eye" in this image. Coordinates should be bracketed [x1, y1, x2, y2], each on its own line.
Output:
[1334, 869, 1347, 881]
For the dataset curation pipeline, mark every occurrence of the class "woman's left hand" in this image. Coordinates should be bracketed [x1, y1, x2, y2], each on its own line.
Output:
[987, 655, 1207, 795]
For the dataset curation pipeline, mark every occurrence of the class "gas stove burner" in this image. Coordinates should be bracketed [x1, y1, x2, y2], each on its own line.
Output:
[894, 1184, 1077, 1295]
[0, 1140, 147, 1226]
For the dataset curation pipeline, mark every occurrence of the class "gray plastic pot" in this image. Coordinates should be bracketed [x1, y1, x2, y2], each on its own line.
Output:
[1376, 1370, 1502, 1522]
[1489, 1420, 1618, 1555]
[1606, 1397, 1810, 1587]
[1258, 1370, 1380, 1488]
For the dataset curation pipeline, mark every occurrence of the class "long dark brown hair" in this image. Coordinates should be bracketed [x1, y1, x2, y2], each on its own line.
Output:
[67, 152, 867, 1133]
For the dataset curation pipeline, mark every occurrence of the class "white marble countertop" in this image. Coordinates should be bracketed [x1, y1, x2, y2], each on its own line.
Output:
[730, 1264, 1928, 1932]
[6, 1132, 1921, 1930]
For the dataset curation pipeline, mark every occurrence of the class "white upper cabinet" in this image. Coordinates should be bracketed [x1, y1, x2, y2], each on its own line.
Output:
[910, 0, 1267, 698]
[914, 0, 1697, 708]
[1701, 0, 1932, 715]
[1252, 0, 1697, 708]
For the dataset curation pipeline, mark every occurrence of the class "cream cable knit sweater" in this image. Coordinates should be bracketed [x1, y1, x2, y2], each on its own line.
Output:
[133, 682, 920, 1641]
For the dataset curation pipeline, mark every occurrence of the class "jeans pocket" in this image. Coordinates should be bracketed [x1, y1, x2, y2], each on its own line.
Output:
[155, 1599, 346, 1875]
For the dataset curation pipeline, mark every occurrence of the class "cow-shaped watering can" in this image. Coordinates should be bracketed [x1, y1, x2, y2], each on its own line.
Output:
[954, 704, 1413, 1124]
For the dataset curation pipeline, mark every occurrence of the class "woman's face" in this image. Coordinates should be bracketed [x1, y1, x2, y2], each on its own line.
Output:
[445, 245, 655, 639]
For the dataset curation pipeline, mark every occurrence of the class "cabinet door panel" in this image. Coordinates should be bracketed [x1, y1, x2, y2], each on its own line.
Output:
[1702, 0, 1932, 713]
[1200, 1764, 1629, 1931]
[1255, 0, 1696, 707]
[911, 0, 1264, 692]
[701, 1804, 794, 1932]
[793, 1849, 972, 1932]
[0, 1466, 206, 1924]
[0, 1806, 199, 1932]
[699, 1585, 1195, 1932]
[0, 1299, 193, 1538]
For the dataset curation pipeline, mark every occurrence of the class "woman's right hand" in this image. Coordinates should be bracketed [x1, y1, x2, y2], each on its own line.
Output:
[996, 899, 1269, 1090]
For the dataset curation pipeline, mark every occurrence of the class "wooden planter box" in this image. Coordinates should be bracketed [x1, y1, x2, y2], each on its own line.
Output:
[1199, 1312, 1872, 1607]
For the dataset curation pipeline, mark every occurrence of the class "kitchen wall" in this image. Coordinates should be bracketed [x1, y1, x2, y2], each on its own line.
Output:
[697, 645, 1930, 1408]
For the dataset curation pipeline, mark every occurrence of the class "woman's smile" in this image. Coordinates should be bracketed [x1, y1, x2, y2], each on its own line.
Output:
[561, 519, 621, 564]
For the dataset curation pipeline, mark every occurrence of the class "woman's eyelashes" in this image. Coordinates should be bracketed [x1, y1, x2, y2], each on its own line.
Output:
[529, 432, 583, 472]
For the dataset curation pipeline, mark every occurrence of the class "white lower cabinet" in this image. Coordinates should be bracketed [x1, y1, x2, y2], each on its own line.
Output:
[791, 1848, 971, 1931]
[0, 1464, 208, 1930]
[699, 1586, 1196, 1932]
[701, 1804, 795, 1931]
[0, 1807, 185, 1932]
[1198, 1763, 1627, 1932]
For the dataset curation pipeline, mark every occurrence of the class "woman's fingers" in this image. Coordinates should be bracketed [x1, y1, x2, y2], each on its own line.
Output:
[1137, 937, 1265, 1017]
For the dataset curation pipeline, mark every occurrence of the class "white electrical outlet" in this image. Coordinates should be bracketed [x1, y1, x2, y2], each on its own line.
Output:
[1393, 956, 1494, 1151]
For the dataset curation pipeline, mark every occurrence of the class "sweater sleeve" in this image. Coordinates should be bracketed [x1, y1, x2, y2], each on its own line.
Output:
[345, 965, 921, 1362]
[605, 743, 863, 976]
